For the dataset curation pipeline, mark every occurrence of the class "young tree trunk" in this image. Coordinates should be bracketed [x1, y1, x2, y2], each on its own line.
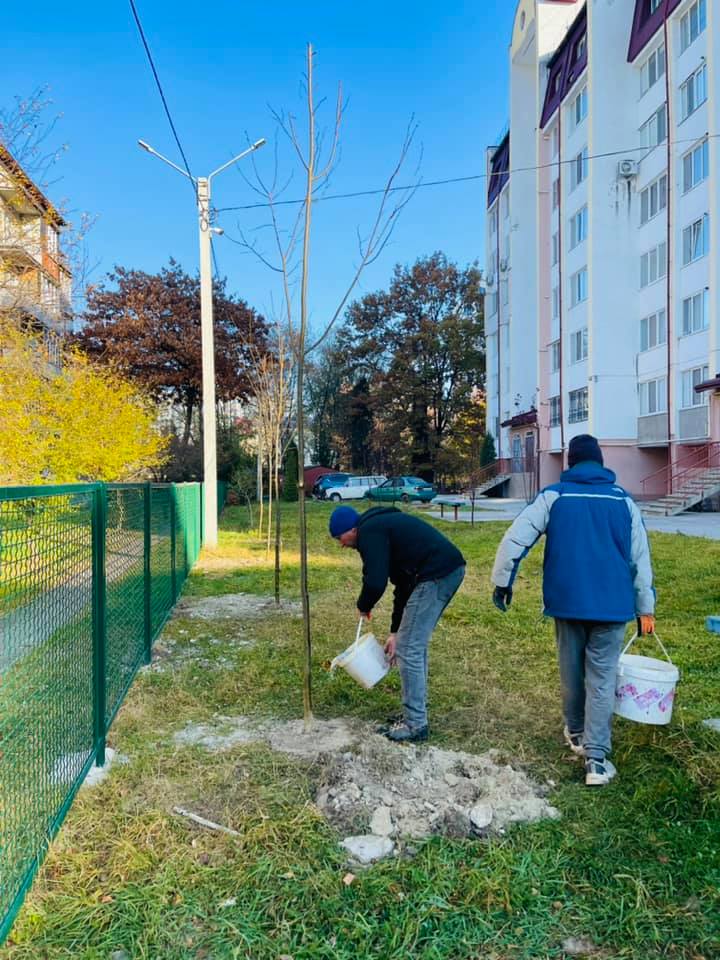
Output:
[266, 445, 273, 558]
[257, 433, 265, 537]
[274, 417, 282, 605]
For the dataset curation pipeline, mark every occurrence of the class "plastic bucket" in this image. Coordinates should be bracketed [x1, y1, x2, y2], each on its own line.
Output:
[331, 621, 390, 690]
[614, 633, 679, 725]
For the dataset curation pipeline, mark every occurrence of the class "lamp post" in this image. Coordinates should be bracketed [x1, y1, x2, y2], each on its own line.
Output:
[138, 138, 265, 546]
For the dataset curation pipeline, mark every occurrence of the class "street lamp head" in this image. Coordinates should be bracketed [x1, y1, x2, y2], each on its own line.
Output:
[137, 139, 154, 153]
[252, 138, 267, 151]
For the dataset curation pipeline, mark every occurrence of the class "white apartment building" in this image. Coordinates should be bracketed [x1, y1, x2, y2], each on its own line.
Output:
[485, 0, 719, 498]
[0, 144, 71, 346]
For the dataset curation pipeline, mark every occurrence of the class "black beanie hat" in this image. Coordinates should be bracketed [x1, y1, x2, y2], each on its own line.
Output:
[568, 434, 603, 468]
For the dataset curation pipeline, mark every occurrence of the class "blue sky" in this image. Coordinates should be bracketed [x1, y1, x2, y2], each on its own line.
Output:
[3, 1, 515, 326]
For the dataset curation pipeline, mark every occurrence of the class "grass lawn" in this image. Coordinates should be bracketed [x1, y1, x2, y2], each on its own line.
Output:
[2, 502, 719, 960]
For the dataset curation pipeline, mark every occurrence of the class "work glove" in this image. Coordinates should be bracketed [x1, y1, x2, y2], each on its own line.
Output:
[637, 614, 656, 636]
[493, 585, 513, 613]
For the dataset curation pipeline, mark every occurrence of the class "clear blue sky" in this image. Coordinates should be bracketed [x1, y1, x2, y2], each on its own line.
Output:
[3, 1, 515, 326]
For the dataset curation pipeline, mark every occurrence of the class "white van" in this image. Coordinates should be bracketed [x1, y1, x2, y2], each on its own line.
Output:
[326, 475, 387, 501]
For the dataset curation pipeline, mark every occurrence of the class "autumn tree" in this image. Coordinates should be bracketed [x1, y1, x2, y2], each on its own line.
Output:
[0, 320, 166, 484]
[75, 260, 267, 469]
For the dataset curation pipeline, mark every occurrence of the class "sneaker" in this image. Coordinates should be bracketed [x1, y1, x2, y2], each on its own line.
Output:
[375, 714, 404, 735]
[383, 721, 429, 744]
[585, 758, 617, 787]
[563, 725, 584, 756]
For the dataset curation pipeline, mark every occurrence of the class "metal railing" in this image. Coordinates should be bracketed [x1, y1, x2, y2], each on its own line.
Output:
[0, 480, 226, 945]
[640, 442, 720, 497]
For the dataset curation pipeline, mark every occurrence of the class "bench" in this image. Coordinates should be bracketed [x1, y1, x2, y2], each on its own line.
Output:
[437, 498, 466, 521]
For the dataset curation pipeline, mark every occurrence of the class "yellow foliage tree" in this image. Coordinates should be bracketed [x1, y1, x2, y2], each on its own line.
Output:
[0, 321, 167, 484]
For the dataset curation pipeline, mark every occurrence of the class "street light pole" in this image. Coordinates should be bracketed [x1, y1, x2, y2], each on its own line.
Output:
[138, 138, 265, 547]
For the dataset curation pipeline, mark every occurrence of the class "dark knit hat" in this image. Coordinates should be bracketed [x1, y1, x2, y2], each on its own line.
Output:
[329, 505, 360, 538]
[568, 434, 603, 468]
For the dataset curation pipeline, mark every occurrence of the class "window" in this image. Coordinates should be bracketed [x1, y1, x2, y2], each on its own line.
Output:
[550, 340, 560, 372]
[568, 387, 589, 423]
[570, 327, 588, 363]
[44, 224, 59, 257]
[551, 125, 560, 158]
[574, 35, 586, 63]
[680, 0, 707, 54]
[552, 178, 560, 210]
[552, 231, 559, 266]
[572, 86, 588, 128]
[681, 289, 709, 335]
[501, 278, 509, 305]
[682, 214, 709, 265]
[680, 64, 707, 121]
[570, 147, 588, 191]
[549, 396, 561, 428]
[640, 104, 667, 150]
[640, 309, 667, 352]
[552, 285, 560, 320]
[487, 292, 498, 317]
[640, 174, 667, 225]
[640, 241, 667, 287]
[570, 206, 588, 248]
[639, 376, 667, 415]
[681, 365, 709, 408]
[571, 267, 588, 306]
[649, 0, 663, 12]
[502, 190, 510, 220]
[683, 139, 709, 193]
[640, 44, 665, 96]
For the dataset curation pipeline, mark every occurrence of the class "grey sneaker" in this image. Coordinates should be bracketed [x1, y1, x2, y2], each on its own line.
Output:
[383, 721, 428, 743]
[585, 758, 617, 786]
[563, 725, 584, 756]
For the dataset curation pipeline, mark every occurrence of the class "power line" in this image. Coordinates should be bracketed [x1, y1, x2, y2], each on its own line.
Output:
[128, 0, 195, 191]
[215, 134, 718, 214]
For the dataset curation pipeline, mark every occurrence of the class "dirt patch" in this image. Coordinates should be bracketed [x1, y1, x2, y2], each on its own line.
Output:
[172, 717, 559, 841]
[174, 593, 301, 621]
[142, 631, 251, 674]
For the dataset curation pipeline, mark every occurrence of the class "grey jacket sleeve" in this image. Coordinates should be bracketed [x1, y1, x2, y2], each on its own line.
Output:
[627, 498, 656, 615]
[491, 491, 558, 588]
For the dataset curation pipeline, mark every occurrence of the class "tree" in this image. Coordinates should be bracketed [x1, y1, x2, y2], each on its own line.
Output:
[75, 260, 267, 455]
[0, 320, 166, 484]
[335, 254, 485, 479]
[480, 431, 497, 466]
[283, 442, 299, 501]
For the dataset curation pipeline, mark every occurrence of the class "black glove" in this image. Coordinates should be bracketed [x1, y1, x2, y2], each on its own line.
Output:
[493, 585, 513, 612]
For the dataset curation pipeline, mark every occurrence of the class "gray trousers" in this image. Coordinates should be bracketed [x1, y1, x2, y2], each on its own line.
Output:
[395, 565, 465, 730]
[555, 619, 626, 760]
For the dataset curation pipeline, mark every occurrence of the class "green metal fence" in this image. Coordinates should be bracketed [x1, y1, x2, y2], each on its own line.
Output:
[0, 480, 225, 945]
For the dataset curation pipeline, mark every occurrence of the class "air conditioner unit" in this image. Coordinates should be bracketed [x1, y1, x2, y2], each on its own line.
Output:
[485, 273, 495, 288]
[618, 159, 639, 179]
[500, 258, 509, 272]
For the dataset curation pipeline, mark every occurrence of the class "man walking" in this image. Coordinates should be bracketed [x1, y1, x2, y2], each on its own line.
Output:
[491, 435, 656, 786]
[329, 504, 465, 743]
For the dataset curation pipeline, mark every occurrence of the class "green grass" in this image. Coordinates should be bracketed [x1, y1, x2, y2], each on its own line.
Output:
[2, 502, 719, 959]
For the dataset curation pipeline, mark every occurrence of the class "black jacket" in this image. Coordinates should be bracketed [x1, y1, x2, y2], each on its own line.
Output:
[355, 507, 465, 631]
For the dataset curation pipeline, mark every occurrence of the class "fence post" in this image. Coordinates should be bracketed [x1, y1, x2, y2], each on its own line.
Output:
[170, 484, 177, 602]
[91, 482, 107, 768]
[143, 481, 152, 664]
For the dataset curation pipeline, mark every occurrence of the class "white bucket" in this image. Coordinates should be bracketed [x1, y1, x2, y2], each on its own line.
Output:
[330, 621, 390, 690]
[614, 632, 679, 726]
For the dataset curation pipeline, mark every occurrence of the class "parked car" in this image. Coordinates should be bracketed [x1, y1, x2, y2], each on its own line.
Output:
[325, 475, 387, 501]
[365, 476, 436, 503]
[312, 473, 351, 499]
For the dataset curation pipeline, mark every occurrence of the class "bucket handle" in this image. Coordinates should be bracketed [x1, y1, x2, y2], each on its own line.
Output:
[329, 618, 366, 674]
[621, 631, 674, 665]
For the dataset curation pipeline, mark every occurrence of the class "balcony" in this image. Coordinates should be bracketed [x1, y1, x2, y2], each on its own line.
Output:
[638, 413, 668, 446]
[0, 237, 41, 269]
[678, 406, 709, 441]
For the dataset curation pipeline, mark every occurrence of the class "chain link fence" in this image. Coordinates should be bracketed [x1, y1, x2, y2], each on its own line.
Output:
[0, 480, 226, 945]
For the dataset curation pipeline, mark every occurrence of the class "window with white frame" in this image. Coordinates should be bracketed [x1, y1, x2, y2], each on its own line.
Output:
[552, 284, 560, 320]
[639, 376, 667, 415]
[552, 178, 560, 210]
[640, 43, 665, 96]
[570, 205, 588, 248]
[45, 226, 59, 257]
[640, 104, 667, 150]
[574, 35, 586, 63]
[681, 289, 709, 335]
[683, 139, 709, 193]
[502, 190, 510, 220]
[550, 340, 560, 372]
[549, 395, 561, 428]
[552, 125, 560, 158]
[571, 267, 588, 306]
[570, 147, 588, 191]
[489, 209, 497, 237]
[640, 241, 667, 288]
[681, 365, 709, 408]
[572, 86, 588, 128]
[552, 231, 559, 266]
[570, 327, 588, 363]
[680, 0, 707, 54]
[568, 387, 589, 423]
[487, 292, 498, 317]
[682, 213, 709, 265]
[640, 173, 667, 225]
[680, 63, 707, 121]
[640, 309, 666, 352]
[649, 0, 662, 11]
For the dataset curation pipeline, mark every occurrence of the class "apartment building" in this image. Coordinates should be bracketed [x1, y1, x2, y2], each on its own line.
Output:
[485, 0, 718, 498]
[0, 144, 71, 346]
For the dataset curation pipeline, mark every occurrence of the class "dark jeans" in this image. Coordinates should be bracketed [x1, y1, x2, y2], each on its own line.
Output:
[395, 565, 465, 730]
[555, 618, 626, 760]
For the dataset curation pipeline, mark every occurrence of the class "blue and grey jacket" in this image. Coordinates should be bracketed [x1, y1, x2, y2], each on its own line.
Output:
[491, 462, 655, 622]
